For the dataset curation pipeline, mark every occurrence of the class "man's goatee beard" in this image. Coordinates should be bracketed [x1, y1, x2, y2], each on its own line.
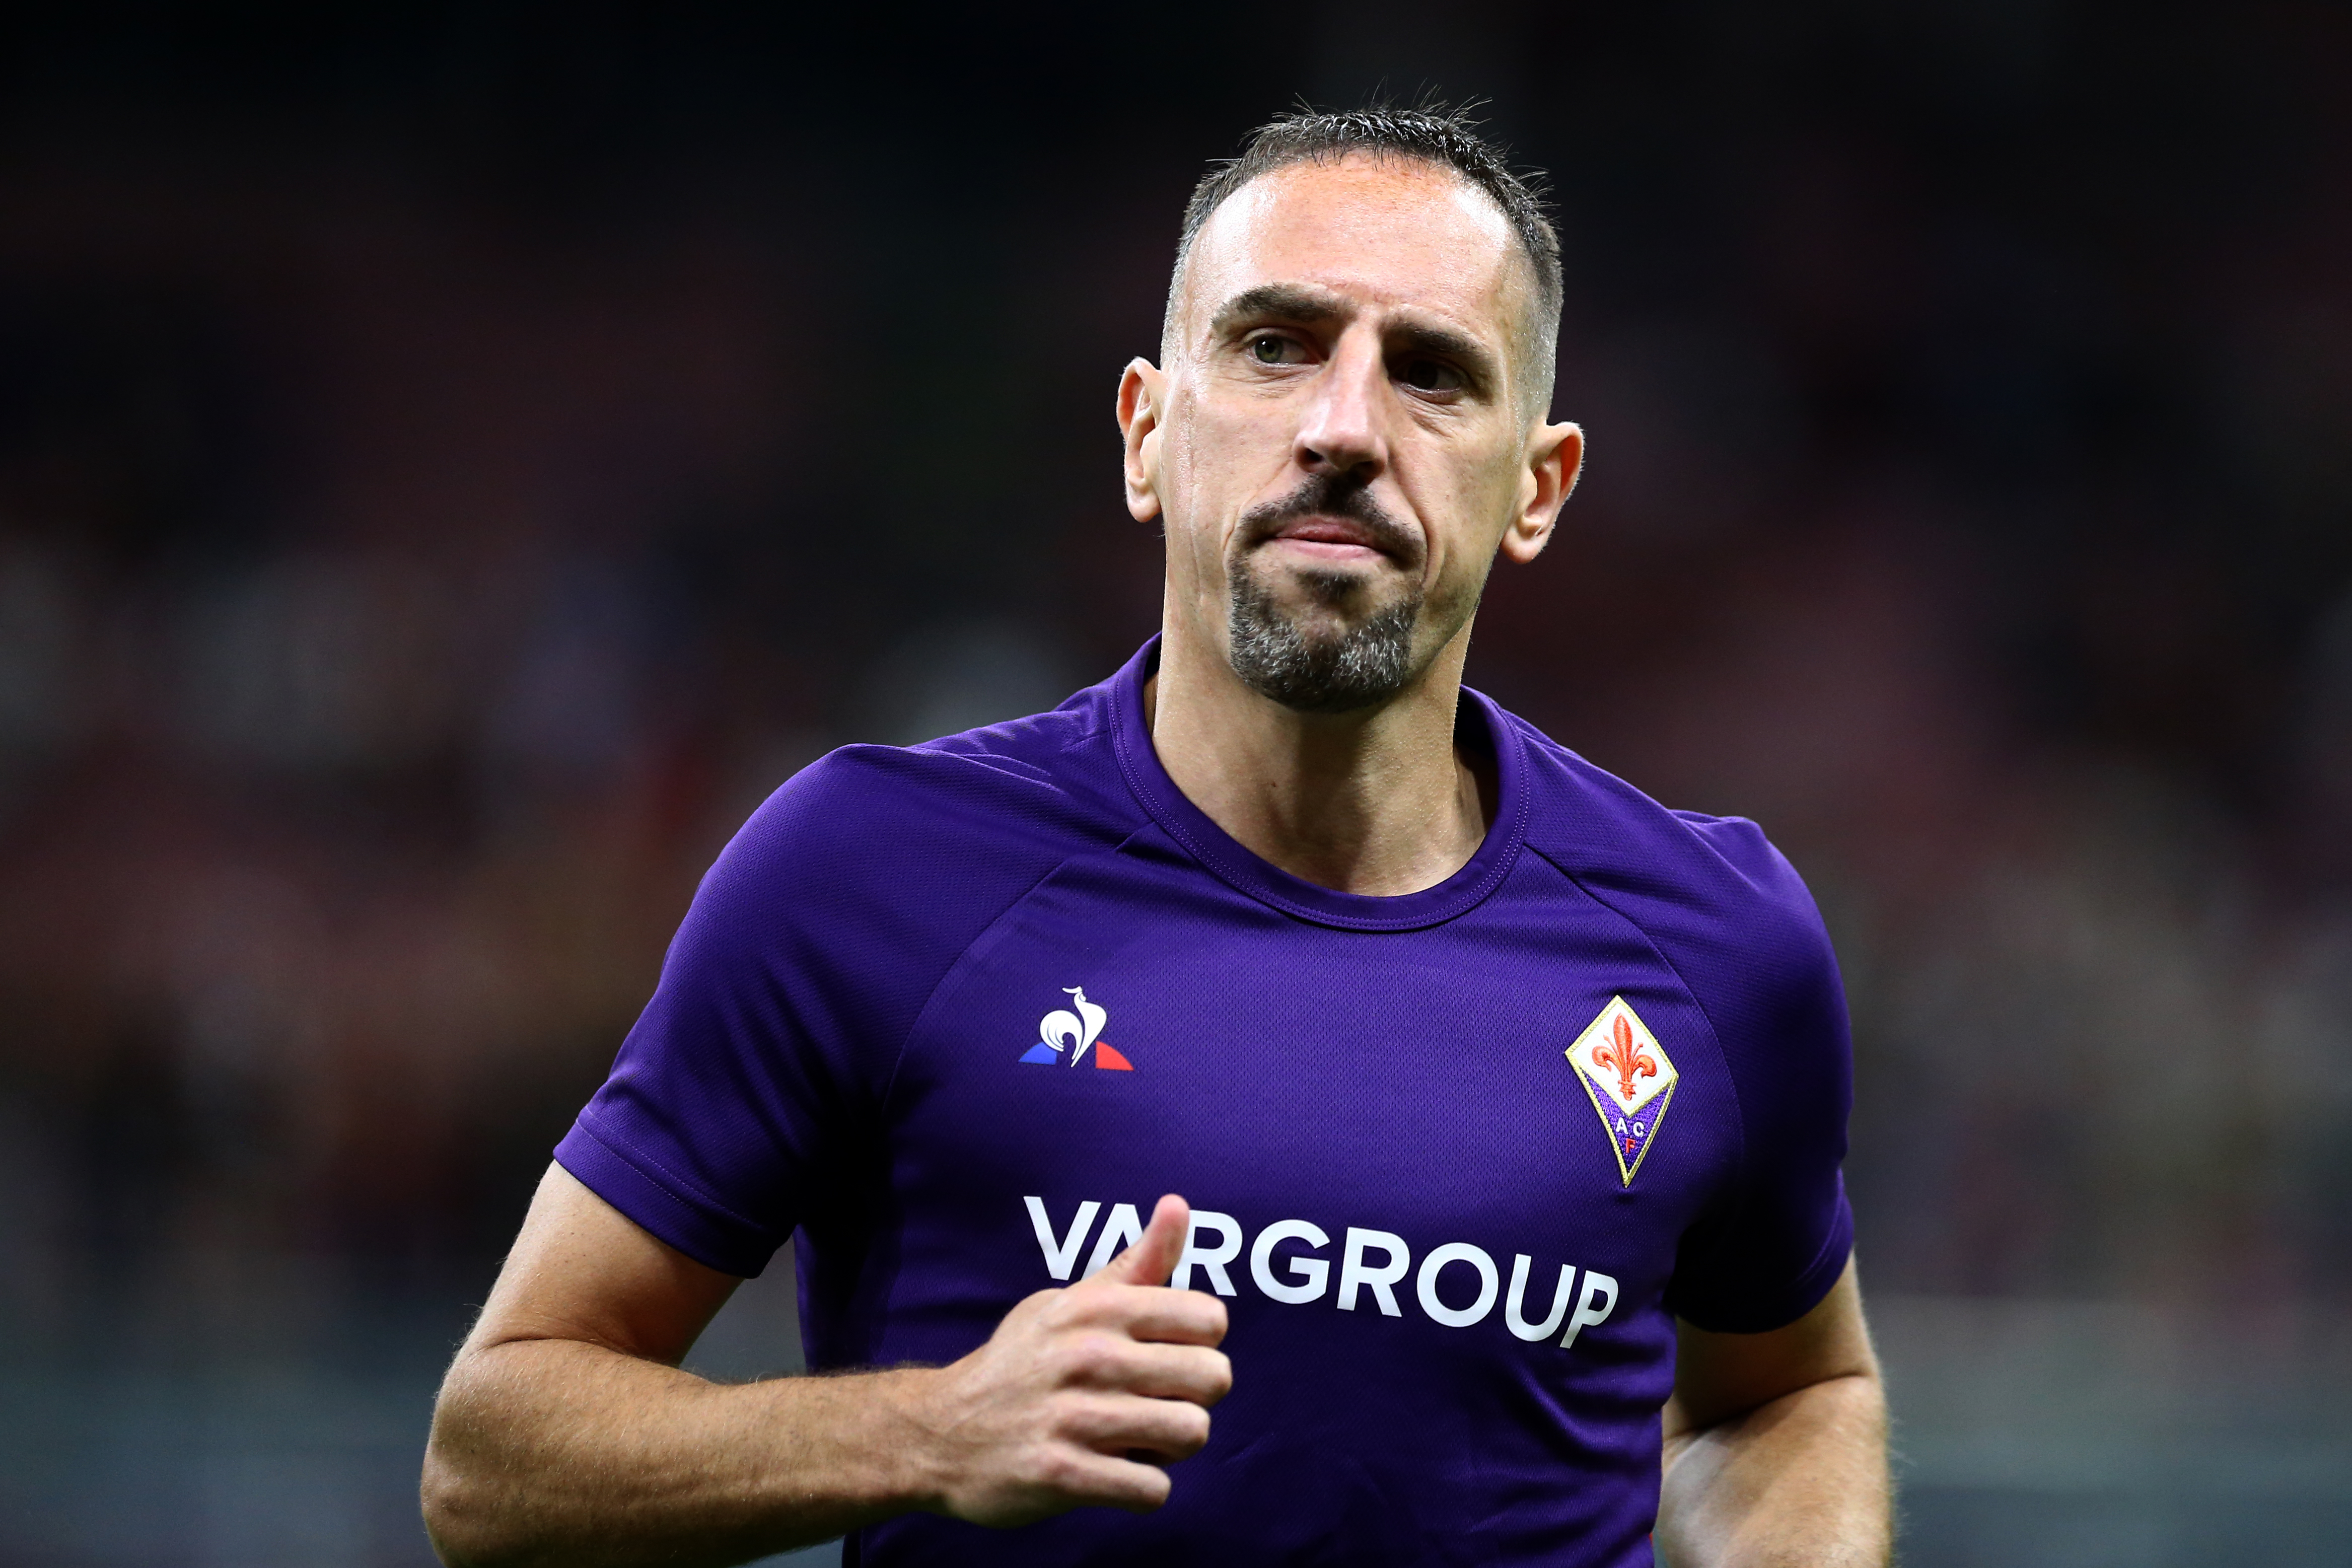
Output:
[1225, 570, 1422, 715]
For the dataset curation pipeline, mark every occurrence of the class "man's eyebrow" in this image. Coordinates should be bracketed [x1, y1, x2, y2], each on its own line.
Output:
[1204, 285, 1507, 391]
[1206, 283, 1348, 338]
[1390, 319, 1500, 383]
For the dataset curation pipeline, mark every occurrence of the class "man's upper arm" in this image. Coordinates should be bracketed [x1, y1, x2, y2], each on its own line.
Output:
[464, 1162, 744, 1367]
[556, 744, 1094, 1284]
[1648, 819, 1857, 1334]
[1665, 1255, 1877, 1439]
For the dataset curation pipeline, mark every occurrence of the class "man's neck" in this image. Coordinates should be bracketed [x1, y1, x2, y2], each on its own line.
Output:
[1144, 622, 1493, 898]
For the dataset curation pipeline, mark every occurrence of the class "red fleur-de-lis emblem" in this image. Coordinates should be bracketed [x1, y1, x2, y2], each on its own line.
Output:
[1591, 1014, 1658, 1105]
[1569, 997, 1680, 1187]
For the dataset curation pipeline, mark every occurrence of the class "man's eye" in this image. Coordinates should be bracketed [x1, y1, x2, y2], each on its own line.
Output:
[1250, 335, 1304, 365]
[1399, 359, 1465, 392]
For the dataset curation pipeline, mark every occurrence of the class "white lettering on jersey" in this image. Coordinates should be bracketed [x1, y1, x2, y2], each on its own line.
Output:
[1505, 1254, 1579, 1342]
[1082, 1202, 1144, 1278]
[1416, 1242, 1501, 1328]
[1021, 1197, 1623, 1351]
[1172, 1210, 1243, 1296]
[1024, 1196, 1100, 1281]
[1249, 1219, 1331, 1304]
[1338, 1228, 1410, 1316]
[1562, 1270, 1620, 1348]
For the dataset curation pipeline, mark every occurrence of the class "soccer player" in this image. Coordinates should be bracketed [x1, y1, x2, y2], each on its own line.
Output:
[423, 106, 1890, 1567]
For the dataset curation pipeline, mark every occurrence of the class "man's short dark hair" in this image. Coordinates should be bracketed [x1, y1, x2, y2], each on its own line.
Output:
[1164, 103, 1563, 409]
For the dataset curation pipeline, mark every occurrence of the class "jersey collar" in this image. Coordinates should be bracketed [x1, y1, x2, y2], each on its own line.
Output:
[1106, 636, 1531, 932]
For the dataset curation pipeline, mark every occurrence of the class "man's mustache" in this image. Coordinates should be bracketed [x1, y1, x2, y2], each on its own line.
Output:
[1234, 476, 1424, 570]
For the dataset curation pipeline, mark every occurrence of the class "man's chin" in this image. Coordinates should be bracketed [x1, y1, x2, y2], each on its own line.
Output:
[1237, 556, 1410, 623]
[1247, 607, 1407, 665]
[1223, 564, 1430, 716]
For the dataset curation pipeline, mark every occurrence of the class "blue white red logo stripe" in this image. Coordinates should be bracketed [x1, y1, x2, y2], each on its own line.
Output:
[1019, 985, 1133, 1070]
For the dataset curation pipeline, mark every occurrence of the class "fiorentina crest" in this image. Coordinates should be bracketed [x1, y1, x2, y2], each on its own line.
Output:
[1018, 986, 1134, 1071]
[1567, 997, 1678, 1185]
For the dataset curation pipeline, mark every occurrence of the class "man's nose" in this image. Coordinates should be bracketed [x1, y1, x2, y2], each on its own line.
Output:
[1293, 333, 1389, 480]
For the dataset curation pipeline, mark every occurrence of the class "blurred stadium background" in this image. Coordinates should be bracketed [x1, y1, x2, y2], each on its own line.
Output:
[0, 4, 2347, 1564]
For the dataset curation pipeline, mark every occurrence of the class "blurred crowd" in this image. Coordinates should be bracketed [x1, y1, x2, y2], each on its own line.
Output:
[0, 1, 2347, 1351]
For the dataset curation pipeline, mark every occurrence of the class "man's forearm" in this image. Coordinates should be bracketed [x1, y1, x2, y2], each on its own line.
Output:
[422, 1190, 1230, 1568]
[1654, 1371, 1890, 1568]
[423, 1338, 933, 1568]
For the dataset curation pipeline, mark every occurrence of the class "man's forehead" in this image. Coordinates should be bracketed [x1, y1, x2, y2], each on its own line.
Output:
[1178, 155, 1528, 345]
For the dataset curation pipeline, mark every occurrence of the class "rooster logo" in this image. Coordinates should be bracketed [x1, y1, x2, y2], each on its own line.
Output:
[1019, 986, 1134, 1071]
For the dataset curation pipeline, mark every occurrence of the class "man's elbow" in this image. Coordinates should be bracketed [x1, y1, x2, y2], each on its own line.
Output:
[419, 1376, 533, 1568]
[420, 1442, 496, 1567]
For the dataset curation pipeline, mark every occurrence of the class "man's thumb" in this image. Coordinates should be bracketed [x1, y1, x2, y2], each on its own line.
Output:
[1101, 1193, 1190, 1286]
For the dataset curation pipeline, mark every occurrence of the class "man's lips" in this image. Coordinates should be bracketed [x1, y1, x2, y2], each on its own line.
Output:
[1264, 515, 1394, 562]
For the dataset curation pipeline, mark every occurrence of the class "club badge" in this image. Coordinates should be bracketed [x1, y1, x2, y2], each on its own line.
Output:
[1567, 997, 1679, 1185]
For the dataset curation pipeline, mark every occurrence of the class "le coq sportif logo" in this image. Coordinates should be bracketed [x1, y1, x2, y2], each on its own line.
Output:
[1018, 985, 1134, 1071]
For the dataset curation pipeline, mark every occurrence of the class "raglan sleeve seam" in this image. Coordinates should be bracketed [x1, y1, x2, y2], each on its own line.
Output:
[1529, 842, 1755, 1226]
[1547, 829, 1854, 1332]
[872, 827, 1150, 1115]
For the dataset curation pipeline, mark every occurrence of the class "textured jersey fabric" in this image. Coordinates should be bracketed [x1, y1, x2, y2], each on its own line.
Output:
[556, 636, 1855, 1568]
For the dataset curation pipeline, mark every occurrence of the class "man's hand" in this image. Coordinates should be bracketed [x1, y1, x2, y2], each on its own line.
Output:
[902, 1194, 1233, 1527]
[423, 1171, 1234, 1566]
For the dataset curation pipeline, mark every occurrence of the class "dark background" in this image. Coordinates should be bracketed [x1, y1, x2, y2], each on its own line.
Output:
[1, 4, 2347, 1564]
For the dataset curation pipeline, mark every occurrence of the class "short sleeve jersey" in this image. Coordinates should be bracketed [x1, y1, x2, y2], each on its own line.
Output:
[557, 638, 1855, 1568]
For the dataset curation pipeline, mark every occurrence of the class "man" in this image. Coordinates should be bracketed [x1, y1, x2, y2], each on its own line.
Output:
[423, 106, 1890, 1567]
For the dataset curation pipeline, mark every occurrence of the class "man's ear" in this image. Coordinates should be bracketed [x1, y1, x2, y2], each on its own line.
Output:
[1502, 420, 1583, 565]
[1118, 359, 1167, 523]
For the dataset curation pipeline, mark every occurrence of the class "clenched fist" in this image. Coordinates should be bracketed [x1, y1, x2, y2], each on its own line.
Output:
[896, 1194, 1233, 1528]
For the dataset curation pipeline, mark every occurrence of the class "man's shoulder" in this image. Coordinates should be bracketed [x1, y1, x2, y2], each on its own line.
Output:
[708, 698, 1139, 921]
[1497, 707, 1851, 1184]
[1496, 707, 1828, 964]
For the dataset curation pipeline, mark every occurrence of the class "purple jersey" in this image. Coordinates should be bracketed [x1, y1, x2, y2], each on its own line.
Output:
[557, 638, 1854, 1567]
